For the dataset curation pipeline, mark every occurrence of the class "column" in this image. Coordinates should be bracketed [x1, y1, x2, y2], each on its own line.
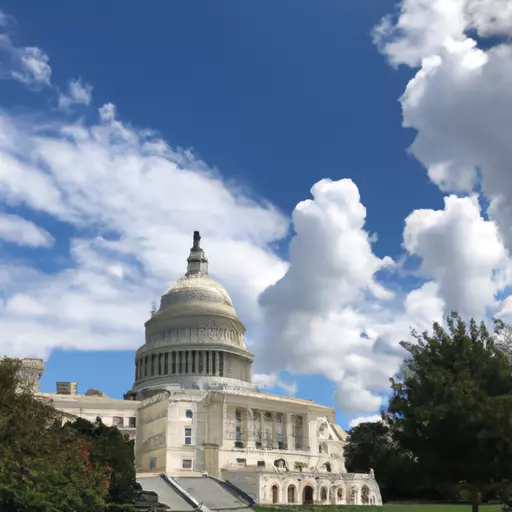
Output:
[188, 351, 192, 374]
[215, 352, 220, 376]
[212, 350, 217, 375]
[272, 413, 277, 449]
[286, 413, 294, 451]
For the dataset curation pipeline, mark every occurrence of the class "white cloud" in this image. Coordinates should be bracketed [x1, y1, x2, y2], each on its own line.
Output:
[0, 104, 288, 359]
[58, 79, 93, 110]
[375, 0, 512, 259]
[253, 372, 298, 395]
[259, 178, 405, 414]
[403, 195, 509, 319]
[0, 10, 51, 87]
[348, 415, 382, 429]
[0, 33, 51, 87]
[0, 213, 54, 247]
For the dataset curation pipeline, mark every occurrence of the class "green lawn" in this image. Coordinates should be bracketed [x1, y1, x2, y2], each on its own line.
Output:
[256, 505, 502, 512]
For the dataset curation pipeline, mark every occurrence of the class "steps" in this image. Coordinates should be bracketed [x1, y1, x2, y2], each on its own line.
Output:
[175, 476, 253, 511]
[137, 474, 195, 511]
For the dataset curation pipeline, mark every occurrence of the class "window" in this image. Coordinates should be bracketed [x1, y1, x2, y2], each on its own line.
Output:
[158, 353, 163, 375]
[257, 460, 265, 467]
[112, 416, 124, 427]
[149, 457, 157, 470]
[236, 458, 247, 466]
[185, 427, 192, 445]
[164, 352, 168, 374]
[182, 459, 192, 470]
[128, 417, 136, 428]
[172, 352, 176, 374]
[186, 409, 193, 419]
[276, 413, 283, 423]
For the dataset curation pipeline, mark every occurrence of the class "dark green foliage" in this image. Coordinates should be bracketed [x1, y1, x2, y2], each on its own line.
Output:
[344, 420, 456, 502]
[0, 357, 108, 511]
[68, 417, 141, 508]
[387, 313, 512, 510]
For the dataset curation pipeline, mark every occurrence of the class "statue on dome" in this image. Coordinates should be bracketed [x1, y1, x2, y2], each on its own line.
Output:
[192, 231, 201, 250]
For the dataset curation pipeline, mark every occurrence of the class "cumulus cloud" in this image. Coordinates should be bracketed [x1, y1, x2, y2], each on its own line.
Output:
[0, 213, 54, 247]
[58, 79, 93, 110]
[259, 178, 403, 414]
[0, 104, 288, 358]
[403, 195, 509, 319]
[375, 0, 512, 257]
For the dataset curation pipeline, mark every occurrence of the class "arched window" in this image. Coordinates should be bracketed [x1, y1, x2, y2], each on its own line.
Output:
[361, 485, 370, 505]
[287, 485, 296, 504]
[337, 487, 344, 503]
[323, 462, 332, 473]
[271, 485, 279, 504]
[320, 487, 328, 502]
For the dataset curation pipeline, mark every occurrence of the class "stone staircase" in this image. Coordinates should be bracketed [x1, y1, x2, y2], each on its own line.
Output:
[175, 476, 253, 511]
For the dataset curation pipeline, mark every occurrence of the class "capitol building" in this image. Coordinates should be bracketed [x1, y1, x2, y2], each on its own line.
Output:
[32, 232, 382, 506]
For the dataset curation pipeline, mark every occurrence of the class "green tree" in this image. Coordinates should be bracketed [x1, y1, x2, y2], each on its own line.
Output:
[68, 417, 141, 509]
[344, 419, 451, 502]
[0, 357, 109, 511]
[388, 313, 512, 512]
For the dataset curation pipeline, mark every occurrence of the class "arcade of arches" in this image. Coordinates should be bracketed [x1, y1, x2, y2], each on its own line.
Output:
[268, 482, 378, 505]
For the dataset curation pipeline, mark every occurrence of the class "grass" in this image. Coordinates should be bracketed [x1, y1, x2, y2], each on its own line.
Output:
[256, 505, 503, 512]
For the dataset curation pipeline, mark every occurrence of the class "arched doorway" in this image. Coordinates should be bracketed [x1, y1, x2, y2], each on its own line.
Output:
[303, 485, 314, 504]
[271, 485, 279, 504]
[287, 485, 296, 503]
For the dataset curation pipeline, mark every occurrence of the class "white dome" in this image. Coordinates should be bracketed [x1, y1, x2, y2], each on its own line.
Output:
[161, 274, 234, 309]
[133, 231, 257, 395]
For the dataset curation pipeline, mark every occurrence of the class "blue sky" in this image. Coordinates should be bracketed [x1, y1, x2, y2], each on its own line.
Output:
[1, 1, 511, 428]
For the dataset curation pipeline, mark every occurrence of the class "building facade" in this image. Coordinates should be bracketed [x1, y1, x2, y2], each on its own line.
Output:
[37, 231, 382, 506]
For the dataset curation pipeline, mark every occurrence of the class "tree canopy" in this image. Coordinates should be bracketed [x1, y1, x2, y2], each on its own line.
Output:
[386, 313, 512, 511]
[0, 357, 140, 512]
[68, 417, 141, 508]
[344, 419, 458, 502]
